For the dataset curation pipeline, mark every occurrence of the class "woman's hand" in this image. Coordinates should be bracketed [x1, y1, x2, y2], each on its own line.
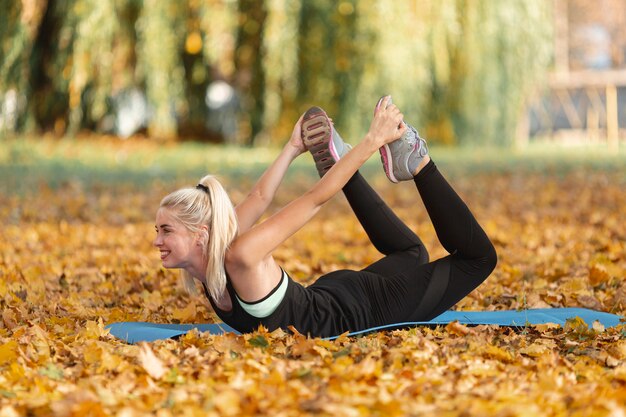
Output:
[365, 96, 406, 148]
[287, 113, 306, 156]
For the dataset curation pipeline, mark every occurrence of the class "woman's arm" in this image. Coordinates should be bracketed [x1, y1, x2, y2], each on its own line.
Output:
[235, 115, 306, 233]
[229, 98, 405, 267]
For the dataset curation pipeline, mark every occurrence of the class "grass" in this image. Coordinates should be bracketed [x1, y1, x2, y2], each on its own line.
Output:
[1, 136, 625, 194]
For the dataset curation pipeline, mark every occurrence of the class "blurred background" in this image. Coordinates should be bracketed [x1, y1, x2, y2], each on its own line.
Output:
[0, 0, 625, 149]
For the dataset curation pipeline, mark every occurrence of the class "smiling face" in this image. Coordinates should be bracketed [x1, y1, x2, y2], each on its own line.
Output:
[153, 207, 202, 270]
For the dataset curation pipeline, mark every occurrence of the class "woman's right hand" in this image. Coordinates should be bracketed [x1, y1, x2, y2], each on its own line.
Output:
[287, 113, 307, 156]
[365, 96, 406, 148]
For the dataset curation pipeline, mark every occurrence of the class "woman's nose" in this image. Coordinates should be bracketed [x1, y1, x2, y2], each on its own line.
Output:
[153, 235, 162, 247]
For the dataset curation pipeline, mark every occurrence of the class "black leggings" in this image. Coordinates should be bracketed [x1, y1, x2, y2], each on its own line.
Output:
[341, 160, 497, 322]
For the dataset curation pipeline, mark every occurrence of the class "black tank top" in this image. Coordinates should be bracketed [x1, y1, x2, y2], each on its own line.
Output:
[203, 269, 376, 338]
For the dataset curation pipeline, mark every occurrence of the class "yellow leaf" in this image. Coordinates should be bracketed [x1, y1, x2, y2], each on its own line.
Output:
[445, 321, 473, 336]
[171, 302, 197, 322]
[520, 342, 549, 357]
[0, 341, 18, 366]
[482, 345, 513, 363]
[5, 362, 25, 383]
[289, 336, 317, 358]
[212, 333, 245, 354]
[138, 343, 167, 379]
[99, 350, 124, 372]
[82, 319, 107, 339]
[533, 322, 560, 332]
[315, 339, 336, 350]
[1, 309, 17, 330]
[564, 316, 592, 335]
[520, 339, 556, 358]
[82, 342, 102, 365]
[589, 263, 611, 286]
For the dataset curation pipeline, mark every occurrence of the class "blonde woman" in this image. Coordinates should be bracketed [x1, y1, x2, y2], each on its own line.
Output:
[153, 96, 497, 337]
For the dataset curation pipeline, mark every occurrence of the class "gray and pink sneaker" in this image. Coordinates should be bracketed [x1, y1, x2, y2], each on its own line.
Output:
[376, 96, 428, 183]
[301, 106, 352, 177]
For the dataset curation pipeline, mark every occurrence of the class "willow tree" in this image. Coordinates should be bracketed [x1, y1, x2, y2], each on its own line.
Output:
[0, 0, 46, 133]
[67, 0, 120, 135]
[420, 0, 553, 146]
[1, 0, 139, 136]
[1, 0, 553, 147]
[136, 1, 186, 140]
[258, 0, 300, 144]
[296, 0, 366, 135]
[233, 0, 268, 146]
[0, 0, 77, 134]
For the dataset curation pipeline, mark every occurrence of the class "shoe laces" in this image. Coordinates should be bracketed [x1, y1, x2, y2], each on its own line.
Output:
[404, 124, 418, 147]
[405, 124, 428, 156]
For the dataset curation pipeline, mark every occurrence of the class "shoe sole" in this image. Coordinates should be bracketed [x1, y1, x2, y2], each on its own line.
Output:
[375, 96, 399, 183]
[380, 144, 399, 183]
[302, 107, 339, 176]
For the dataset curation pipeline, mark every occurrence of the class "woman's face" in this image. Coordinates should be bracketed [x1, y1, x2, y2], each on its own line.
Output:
[153, 208, 200, 270]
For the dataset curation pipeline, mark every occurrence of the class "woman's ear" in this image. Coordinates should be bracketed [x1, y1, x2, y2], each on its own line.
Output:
[196, 226, 209, 247]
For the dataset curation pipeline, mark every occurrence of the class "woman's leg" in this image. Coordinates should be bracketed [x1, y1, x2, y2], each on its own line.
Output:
[409, 160, 497, 319]
[361, 160, 497, 323]
[342, 172, 428, 261]
[373, 97, 496, 320]
[302, 105, 428, 262]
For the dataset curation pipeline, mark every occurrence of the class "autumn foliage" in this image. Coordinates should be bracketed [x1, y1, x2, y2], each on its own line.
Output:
[0, 141, 625, 416]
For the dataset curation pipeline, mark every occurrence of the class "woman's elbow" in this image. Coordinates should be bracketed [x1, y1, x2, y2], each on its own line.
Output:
[305, 188, 328, 211]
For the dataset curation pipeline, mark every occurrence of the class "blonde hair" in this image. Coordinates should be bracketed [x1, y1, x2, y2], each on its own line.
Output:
[159, 175, 238, 301]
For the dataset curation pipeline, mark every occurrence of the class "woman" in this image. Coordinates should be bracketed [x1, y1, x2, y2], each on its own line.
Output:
[153, 96, 497, 338]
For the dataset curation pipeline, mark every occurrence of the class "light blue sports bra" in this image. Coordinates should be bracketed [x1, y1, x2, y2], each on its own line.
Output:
[235, 269, 288, 318]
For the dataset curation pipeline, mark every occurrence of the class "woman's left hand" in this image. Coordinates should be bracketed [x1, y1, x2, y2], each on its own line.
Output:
[287, 114, 306, 155]
[366, 96, 406, 148]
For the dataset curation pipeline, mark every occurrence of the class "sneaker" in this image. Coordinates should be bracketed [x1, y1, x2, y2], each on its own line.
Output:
[375, 96, 428, 183]
[301, 106, 352, 177]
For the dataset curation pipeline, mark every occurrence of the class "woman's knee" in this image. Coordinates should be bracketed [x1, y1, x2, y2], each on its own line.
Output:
[473, 242, 497, 284]
[457, 241, 497, 284]
[483, 241, 497, 275]
[407, 245, 429, 264]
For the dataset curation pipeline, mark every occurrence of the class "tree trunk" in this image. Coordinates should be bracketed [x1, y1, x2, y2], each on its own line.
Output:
[234, 0, 267, 146]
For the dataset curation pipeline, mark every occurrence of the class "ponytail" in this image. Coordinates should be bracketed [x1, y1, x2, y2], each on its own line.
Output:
[159, 175, 238, 300]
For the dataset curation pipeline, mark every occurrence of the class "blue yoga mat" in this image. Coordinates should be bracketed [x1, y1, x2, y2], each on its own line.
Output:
[106, 308, 623, 344]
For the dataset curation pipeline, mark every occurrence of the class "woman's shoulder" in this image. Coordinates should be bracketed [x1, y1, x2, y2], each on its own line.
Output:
[223, 256, 283, 303]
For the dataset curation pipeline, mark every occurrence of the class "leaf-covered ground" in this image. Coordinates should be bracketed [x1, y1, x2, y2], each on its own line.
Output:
[1, 139, 625, 416]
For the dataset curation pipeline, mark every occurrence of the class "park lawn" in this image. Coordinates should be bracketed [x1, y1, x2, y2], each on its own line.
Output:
[1, 137, 625, 416]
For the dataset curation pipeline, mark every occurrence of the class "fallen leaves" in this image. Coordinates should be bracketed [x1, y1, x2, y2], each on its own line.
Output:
[1, 155, 625, 416]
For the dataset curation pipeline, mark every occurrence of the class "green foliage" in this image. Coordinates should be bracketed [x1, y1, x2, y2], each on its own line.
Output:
[0, 0, 553, 147]
[235, 0, 268, 144]
[67, 0, 118, 134]
[137, 1, 186, 139]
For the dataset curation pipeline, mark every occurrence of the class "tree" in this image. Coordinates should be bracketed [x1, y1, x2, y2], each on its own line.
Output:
[0, 0, 554, 147]
[234, 0, 267, 146]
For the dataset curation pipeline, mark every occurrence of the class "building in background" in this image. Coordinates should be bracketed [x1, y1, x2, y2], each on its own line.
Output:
[525, 0, 626, 151]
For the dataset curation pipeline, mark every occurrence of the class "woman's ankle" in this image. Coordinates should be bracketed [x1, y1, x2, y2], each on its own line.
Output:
[412, 155, 431, 177]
